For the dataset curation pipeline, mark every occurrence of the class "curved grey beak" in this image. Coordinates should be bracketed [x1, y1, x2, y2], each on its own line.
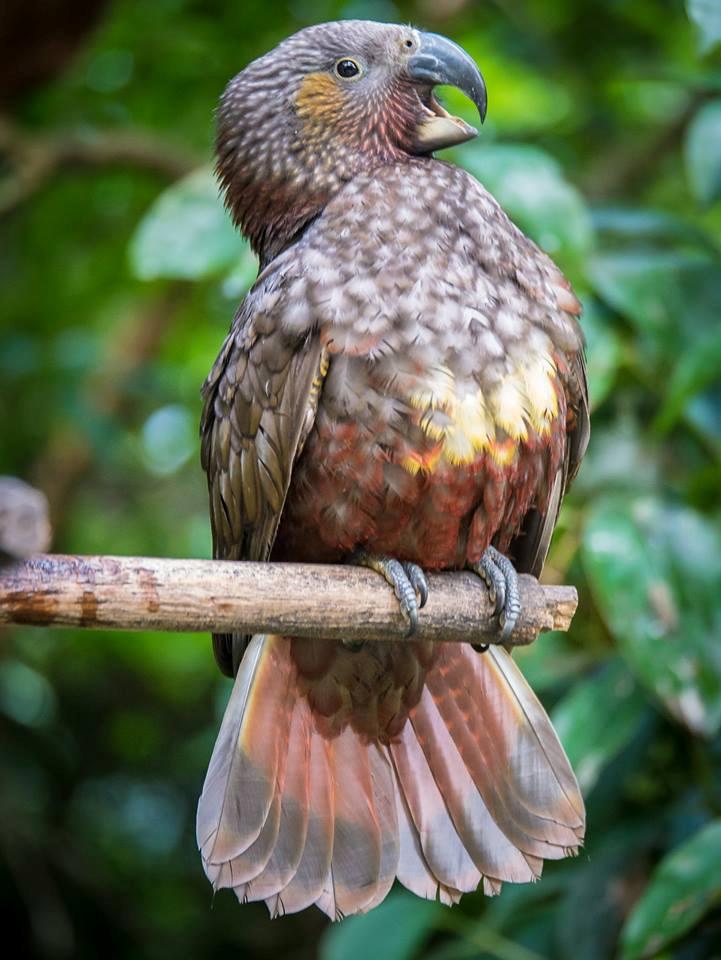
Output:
[409, 32, 487, 122]
[407, 32, 487, 153]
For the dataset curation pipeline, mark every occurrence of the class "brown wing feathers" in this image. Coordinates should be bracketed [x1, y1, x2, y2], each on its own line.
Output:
[507, 277, 589, 578]
[201, 304, 326, 675]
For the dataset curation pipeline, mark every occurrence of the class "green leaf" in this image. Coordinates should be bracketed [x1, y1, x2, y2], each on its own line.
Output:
[591, 206, 717, 252]
[587, 251, 719, 350]
[687, 0, 721, 54]
[552, 660, 647, 794]
[513, 630, 592, 694]
[581, 299, 623, 410]
[621, 820, 721, 959]
[654, 329, 721, 431]
[687, 392, 721, 450]
[685, 100, 721, 206]
[320, 891, 441, 960]
[454, 143, 593, 275]
[0, 660, 56, 727]
[558, 825, 658, 960]
[129, 167, 247, 280]
[587, 251, 693, 339]
[582, 497, 721, 736]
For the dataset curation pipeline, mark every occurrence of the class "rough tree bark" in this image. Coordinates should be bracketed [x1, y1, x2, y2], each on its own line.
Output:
[0, 554, 577, 646]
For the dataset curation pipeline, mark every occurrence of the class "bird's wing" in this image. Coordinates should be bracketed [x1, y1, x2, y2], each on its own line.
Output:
[201, 265, 328, 676]
[508, 287, 590, 579]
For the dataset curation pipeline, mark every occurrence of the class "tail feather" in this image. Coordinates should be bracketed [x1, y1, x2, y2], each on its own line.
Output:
[198, 635, 585, 918]
[269, 725, 334, 916]
[230, 789, 283, 889]
[410, 685, 540, 883]
[237, 699, 312, 903]
[425, 644, 583, 858]
[198, 635, 293, 867]
[317, 724, 382, 918]
[361, 745, 400, 912]
[391, 718, 483, 893]
[488, 647, 585, 829]
[394, 775, 450, 902]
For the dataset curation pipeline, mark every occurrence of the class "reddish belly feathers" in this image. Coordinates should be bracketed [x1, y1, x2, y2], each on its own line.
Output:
[273, 408, 565, 570]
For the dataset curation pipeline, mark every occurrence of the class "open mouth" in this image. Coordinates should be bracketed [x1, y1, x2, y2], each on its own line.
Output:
[414, 85, 478, 146]
[417, 86, 450, 118]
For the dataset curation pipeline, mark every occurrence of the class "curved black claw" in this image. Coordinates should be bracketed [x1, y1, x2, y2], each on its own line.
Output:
[352, 552, 429, 638]
[472, 545, 521, 643]
[402, 562, 429, 609]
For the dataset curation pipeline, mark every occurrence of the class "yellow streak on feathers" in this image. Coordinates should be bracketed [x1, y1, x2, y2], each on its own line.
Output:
[400, 355, 560, 474]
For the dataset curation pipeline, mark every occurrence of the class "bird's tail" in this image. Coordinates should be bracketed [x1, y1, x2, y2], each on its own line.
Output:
[197, 634, 584, 919]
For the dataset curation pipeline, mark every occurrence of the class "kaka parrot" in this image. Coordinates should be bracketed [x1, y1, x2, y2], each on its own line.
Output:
[198, 20, 589, 919]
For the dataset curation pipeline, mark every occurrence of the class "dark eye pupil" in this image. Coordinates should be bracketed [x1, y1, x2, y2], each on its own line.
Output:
[337, 59, 359, 78]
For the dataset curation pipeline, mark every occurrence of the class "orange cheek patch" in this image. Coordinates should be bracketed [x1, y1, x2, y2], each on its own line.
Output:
[295, 73, 346, 124]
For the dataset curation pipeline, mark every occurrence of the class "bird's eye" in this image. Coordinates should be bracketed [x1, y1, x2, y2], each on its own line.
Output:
[335, 58, 361, 79]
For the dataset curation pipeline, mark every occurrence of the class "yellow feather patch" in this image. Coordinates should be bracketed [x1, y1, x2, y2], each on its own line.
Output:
[490, 374, 529, 442]
[408, 366, 456, 413]
[442, 392, 495, 465]
[401, 445, 443, 476]
[399, 354, 560, 474]
[488, 437, 519, 466]
[522, 354, 559, 433]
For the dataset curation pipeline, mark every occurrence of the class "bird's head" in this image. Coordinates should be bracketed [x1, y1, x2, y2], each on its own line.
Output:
[216, 20, 487, 265]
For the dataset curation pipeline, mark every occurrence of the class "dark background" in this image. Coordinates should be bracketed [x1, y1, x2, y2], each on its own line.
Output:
[1, 1, 721, 958]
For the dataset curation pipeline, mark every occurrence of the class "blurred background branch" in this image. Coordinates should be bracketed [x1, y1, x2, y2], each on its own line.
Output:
[0, 116, 199, 216]
[0, 478, 52, 558]
[581, 88, 717, 200]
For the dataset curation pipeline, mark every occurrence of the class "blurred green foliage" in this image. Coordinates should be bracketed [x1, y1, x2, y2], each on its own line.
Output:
[2, 1, 721, 958]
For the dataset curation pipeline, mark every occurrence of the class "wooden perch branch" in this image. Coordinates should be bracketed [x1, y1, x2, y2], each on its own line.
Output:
[0, 554, 577, 647]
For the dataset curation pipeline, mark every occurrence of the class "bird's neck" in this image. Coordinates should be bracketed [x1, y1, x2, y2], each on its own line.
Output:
[218, 144, 411, 269]
[216, 68, 427, 267]
[226, 176, 331, 270]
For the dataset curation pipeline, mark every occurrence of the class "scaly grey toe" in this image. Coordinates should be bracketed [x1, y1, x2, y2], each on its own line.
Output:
[471, 545, 521, 643]
[402, 562, 429, 609]
[352, 551, 427, 637]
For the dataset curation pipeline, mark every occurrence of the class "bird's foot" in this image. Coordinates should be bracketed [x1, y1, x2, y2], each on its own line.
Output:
[469, 545, 521, 646]
[350, 551, 429, 644]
